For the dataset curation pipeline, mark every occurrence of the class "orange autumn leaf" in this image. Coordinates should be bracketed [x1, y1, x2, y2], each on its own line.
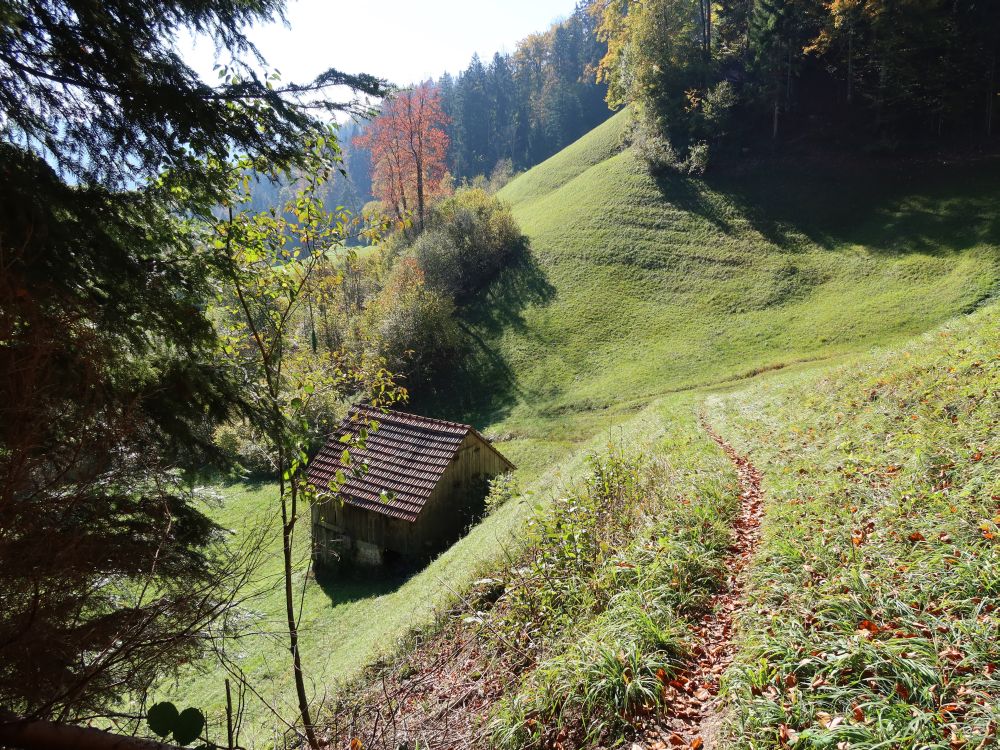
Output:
[939, 646, 963, 662]
[779, 723, 799, 746]
[858, 619, 880, 635]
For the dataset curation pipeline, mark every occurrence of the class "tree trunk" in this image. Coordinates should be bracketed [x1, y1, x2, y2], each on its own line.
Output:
[988, 52, 996, 137]
[785, 47, 793, 113]
[396, 160, 408, 220]
[0, 715, 182, 750]
[699, 0, 709, 58]
[706, 0, 712, 59]
[773, 96, 780, 140]
[847, 30, 854, 105]
[225, 678, 235, 750]
[280, 470, 318, 749]
[415, 155, 425, 230]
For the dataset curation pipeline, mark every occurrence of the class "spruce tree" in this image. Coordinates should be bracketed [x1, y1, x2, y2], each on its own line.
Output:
[0, 0, 385, 728]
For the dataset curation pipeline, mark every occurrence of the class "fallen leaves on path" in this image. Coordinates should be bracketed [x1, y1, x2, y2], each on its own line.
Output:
[636, 420, 764, 750]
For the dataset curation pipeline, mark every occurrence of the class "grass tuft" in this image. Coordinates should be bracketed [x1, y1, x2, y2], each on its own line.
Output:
[486, 399, 740, 748]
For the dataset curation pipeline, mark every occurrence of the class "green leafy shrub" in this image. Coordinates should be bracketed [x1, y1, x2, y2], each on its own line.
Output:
[214, 421, 272, 476]
[363, 257, 460, 389]
[412, 188, 527, 302]
[485, 472, 521, 513]
[146, 702, 205, 746]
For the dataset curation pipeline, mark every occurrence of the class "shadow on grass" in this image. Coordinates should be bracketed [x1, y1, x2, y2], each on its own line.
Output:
[313, 558, 417, 606]
[653, 158, 1000, 255]
[410, 242, 556, 429]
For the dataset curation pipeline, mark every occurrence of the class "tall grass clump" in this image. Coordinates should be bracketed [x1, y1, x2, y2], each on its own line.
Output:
[708, 303, 999, 749]
[485, 406, 739, 748]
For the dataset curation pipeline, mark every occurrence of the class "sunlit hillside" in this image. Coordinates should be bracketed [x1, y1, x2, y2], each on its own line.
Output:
[169, 111, 999, 743]
[434, 109, 998, 468]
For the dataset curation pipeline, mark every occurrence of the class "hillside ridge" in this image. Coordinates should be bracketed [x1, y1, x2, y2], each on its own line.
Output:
[172, 112, 1000, 744]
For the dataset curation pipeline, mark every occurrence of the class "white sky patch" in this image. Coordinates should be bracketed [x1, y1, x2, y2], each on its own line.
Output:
[181, 0, 577, 89]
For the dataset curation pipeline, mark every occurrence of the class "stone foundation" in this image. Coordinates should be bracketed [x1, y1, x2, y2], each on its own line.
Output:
[311, 521, 387, 567]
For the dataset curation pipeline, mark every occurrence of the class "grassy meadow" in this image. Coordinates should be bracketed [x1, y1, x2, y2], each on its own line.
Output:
[706, 303, 999, 748]
[162, 110, 1000, 745]
[446, 110, 999, 441]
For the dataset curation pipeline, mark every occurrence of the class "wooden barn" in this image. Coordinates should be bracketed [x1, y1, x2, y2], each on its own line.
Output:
[307, 406, 515, 567]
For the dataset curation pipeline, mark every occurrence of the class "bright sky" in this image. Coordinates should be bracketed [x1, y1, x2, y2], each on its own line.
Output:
[183, 0, 579, 87]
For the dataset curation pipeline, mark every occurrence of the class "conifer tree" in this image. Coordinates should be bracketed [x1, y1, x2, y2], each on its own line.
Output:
[0, 0, 386, 732]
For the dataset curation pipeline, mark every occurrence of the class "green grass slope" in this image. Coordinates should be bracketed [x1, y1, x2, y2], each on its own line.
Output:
[157, 417, 636, 745]
[499, 110, 631, 210]
[165, 115, 1000, 744]
[705, 302, 999, 749]
[319, 306, 997, 750]
[433, 111, 999, 458]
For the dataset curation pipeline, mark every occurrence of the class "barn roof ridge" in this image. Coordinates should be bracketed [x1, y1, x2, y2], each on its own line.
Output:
[306, 404, 514, 524]
[350, 404, 476, 435]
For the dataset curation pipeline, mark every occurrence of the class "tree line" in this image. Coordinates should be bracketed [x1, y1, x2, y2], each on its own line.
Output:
[1, 3, 532, 747]
[438, 1, 611, 179]
[241, 120, 374, 219]
[0, 2, 397, 748]
[354, 2, 614, 227]
[349, 0, 613, 212]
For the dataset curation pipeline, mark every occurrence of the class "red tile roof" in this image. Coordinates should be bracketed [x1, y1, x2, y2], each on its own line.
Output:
[306, 406, 512, 523]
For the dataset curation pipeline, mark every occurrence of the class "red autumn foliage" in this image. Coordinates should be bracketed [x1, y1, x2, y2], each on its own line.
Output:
[355, 82, 450, 228]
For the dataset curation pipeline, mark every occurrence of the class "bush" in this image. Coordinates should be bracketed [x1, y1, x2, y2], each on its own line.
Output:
[214, 421, 273, 476]
[485, 472, 521, 513]
[487, 158, 516, 193]
[685, 141, 710, 175]
[412, 188, 526, 301]
[631, 110, 711, 175]
[701, 80, 738, 133]
[630, 110, 679, 172]
[363, 258, 460, 389]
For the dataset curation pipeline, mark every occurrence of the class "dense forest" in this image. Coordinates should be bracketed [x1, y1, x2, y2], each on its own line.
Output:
[262, 2, 613, 215]
[437, 2, 610, 178]
[329, 0, 1000, 218]
[240, 120, 373, 218]
[593, 0, 1000, 169]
